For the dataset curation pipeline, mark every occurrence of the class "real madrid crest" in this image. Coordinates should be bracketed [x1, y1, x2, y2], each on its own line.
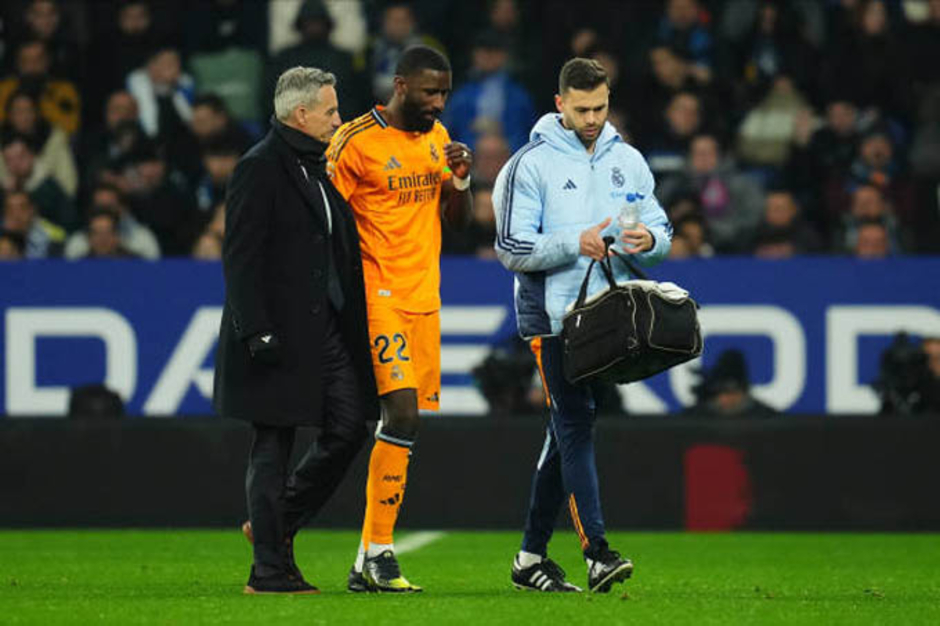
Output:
[429, 143, 440, 162]
[611, 166, 625, 188]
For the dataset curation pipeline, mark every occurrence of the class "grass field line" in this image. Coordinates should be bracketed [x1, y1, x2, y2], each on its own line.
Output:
[395, 530, 446, 554]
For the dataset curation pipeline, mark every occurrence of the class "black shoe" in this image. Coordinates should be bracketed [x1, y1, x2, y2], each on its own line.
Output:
[363, 550, 422, 592]
[244, 566, 319, 595]
[347, 566, 375, 593]
[586, 547, 633, 593]
[511, 556, 582, 592]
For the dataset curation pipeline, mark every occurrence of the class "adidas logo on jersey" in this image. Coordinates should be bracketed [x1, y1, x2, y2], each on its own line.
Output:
[384, 156, 403, 170]
[563, 179, 577, 190]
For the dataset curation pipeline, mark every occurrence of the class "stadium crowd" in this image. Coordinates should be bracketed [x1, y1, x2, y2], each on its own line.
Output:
[0, 0, 939, 262]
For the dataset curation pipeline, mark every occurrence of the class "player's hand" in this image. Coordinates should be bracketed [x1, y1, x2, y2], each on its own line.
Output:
[579, 217, 612, 260]
[444, 142, 472, 180]
[619, 222, 653, 253]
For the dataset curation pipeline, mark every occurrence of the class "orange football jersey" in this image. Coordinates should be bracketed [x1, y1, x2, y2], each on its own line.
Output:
[327, 106, 453, 313]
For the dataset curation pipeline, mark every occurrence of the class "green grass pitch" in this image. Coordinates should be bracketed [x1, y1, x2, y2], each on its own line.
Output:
[2, 530, 939, 625]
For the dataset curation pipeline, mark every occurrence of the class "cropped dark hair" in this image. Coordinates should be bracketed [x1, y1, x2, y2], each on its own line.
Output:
[395, 45, 451, 77]
[558, 58, 609, 94]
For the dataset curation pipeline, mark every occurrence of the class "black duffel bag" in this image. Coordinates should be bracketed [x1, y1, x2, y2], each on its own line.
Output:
[562, 238, 702, 384]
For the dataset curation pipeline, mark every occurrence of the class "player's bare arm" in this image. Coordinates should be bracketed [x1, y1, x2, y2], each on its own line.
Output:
[441, 141, 473, 229]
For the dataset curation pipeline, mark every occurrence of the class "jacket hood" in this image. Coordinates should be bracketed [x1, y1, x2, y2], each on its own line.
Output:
[530, 113, 622, 160]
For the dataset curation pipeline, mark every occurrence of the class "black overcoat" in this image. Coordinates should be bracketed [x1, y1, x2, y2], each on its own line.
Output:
[212, 127, 378, 426]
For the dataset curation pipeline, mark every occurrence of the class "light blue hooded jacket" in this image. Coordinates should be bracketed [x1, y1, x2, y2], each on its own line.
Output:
[493, 113, 672, 338]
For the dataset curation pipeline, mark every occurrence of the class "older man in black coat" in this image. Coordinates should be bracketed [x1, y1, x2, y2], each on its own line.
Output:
[213, 67, 378, 594]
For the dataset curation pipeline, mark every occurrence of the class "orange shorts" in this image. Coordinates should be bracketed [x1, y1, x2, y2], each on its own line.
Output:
[367, 306, 441, 411]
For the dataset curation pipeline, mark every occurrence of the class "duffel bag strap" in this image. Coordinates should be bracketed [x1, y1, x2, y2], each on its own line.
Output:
[574, 244, 619, 309]
[603, 235, 649, 280]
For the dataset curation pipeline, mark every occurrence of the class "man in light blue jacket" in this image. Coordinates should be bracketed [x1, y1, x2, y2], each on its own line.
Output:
[493, 58, 672, 593]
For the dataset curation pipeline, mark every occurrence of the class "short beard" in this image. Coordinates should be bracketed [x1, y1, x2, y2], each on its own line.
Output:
[402, 98, 435, 133]
[575, 129, 599, 150]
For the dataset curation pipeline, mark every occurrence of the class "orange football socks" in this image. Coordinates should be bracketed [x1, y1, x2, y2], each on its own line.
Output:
[361, 438, 411, 550]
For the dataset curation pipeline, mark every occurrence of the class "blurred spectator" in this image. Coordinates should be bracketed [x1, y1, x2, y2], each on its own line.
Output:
[786, 98, 860, 229]
[747, 189, 821, 257]
[630, 46, 716, 147]
[658, 133, 764, 251]
[736, 75, 813, 168]
[0, 136, 73, 229]
[189, 94, 252, 152]
[441, 30, 535, 151]
[126, 46, 194, 142]
[588, 46, 631, 120]
[442, 185, 496, 258]
[84, 0, 162, 127]
[873, 333, 940, 415]
[183, 0, 267, 54]
[751, 225, 799, 258]
[687, 349, 777, 417]
[81, 208, 137, 259]
[192, 231, 222, 259]
[1, 189, 64, 258]
[483, 0, 537, 87]
[186, 0, 267, 126]
[655, 0, 714, 83]
[126, 46, 201, 181]
[719, 0, 825, 49]
[268, 0, 368, 56]
[18, 0, 80, 80]
[191, 201, 224, 260]
[838, 184, 905, 255]
[0, 228, 26, 260]
[644, 91, 703, 177]
[471, 131, 510, 186]
[851, 219, 891, 259]
[820, 0, 909, 124]
[667, 212, 714, 259]
[81, 91, 146, 198]
[0, 89, 77, 197]
[717, 0, 819, 113]
[194, 134, 241, 218]
[827, 126, 917, 236]
[0, 39, 80, 135]
[369, 1, 442, 102]
[118, 141, 197, 256]
[64, 183, 160, 260]
[265, 0, 364, 121]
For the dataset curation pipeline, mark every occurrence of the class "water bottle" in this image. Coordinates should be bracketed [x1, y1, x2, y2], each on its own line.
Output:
[619, 202, 639, 230]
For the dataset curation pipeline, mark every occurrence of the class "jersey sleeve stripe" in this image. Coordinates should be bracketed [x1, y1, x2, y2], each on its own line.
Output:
[329, 116, 376, 161]
[496, 139, 546, 255]
[331, 120, 378, 163]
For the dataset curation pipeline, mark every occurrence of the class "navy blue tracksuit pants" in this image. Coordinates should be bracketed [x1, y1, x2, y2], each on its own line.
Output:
[521, 335, 606, 557]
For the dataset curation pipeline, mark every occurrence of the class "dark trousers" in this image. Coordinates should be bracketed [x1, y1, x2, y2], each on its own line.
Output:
[246, 311, 368, 576]
[521, 335, 606, 557]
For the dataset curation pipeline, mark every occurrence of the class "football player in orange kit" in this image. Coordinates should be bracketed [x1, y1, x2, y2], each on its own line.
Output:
[327, 45, 472, 592]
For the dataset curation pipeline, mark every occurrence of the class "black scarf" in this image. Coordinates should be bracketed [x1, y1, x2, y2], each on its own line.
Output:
[272, 117, 328, 177]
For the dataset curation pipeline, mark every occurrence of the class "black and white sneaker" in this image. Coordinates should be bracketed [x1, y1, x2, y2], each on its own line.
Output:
[586, 547, 633, 593]
[363, 550, 422, 592]
[511, 556, 582, 592]
[347, 566, 374, 593]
